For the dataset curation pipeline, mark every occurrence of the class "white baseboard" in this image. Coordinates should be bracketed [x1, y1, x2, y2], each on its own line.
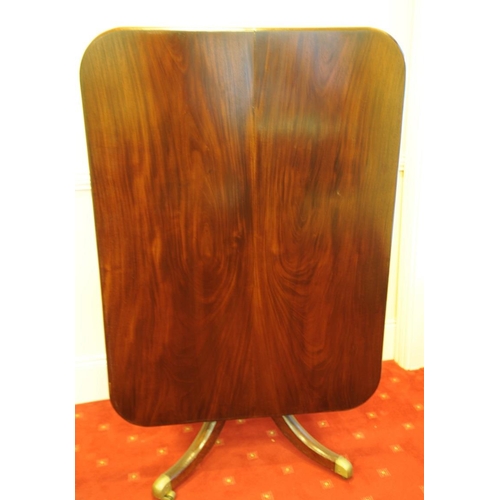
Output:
[75, 355, 109, 404]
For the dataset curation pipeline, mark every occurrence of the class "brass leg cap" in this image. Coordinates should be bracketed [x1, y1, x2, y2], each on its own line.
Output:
[334, 456, 353, 479]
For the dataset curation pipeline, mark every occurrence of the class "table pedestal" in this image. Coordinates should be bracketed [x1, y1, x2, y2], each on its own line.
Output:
[152, 416, 352, 499]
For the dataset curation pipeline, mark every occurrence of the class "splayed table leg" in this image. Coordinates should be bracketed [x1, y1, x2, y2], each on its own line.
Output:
[152, 420, 225, 499]
[273, 415, 353, 479]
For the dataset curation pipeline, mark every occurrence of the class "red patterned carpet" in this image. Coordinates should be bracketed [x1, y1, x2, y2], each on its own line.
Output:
[75, 361, 423, 499]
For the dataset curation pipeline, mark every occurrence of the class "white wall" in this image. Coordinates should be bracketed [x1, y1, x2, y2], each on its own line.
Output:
[75, 186, 109, 402]
[74, 0, 422, 403]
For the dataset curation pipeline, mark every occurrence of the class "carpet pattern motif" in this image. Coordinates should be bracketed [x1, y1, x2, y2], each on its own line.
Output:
[76, 360, 423, 499]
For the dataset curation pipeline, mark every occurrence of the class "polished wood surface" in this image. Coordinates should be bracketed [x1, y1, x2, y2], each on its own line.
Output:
[80, 28, 405, 426]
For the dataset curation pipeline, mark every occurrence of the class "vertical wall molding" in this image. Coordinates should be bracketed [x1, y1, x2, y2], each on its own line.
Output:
[394, 0, 424, 370]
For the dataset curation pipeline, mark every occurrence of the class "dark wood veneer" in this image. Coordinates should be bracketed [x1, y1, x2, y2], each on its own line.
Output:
[80, 28, 405, 426]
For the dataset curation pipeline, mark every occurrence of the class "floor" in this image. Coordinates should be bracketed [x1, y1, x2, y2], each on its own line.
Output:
[75, 360, 423, 499]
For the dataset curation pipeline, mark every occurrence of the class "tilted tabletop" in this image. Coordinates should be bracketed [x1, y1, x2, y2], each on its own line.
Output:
[80, 27, 405, 427]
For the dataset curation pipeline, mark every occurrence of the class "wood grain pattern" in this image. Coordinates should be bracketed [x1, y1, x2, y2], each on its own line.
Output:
[80, 28, 405, 426]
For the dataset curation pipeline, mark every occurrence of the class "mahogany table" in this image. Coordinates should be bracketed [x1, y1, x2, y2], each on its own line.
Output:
[80, 27, 405, 499]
